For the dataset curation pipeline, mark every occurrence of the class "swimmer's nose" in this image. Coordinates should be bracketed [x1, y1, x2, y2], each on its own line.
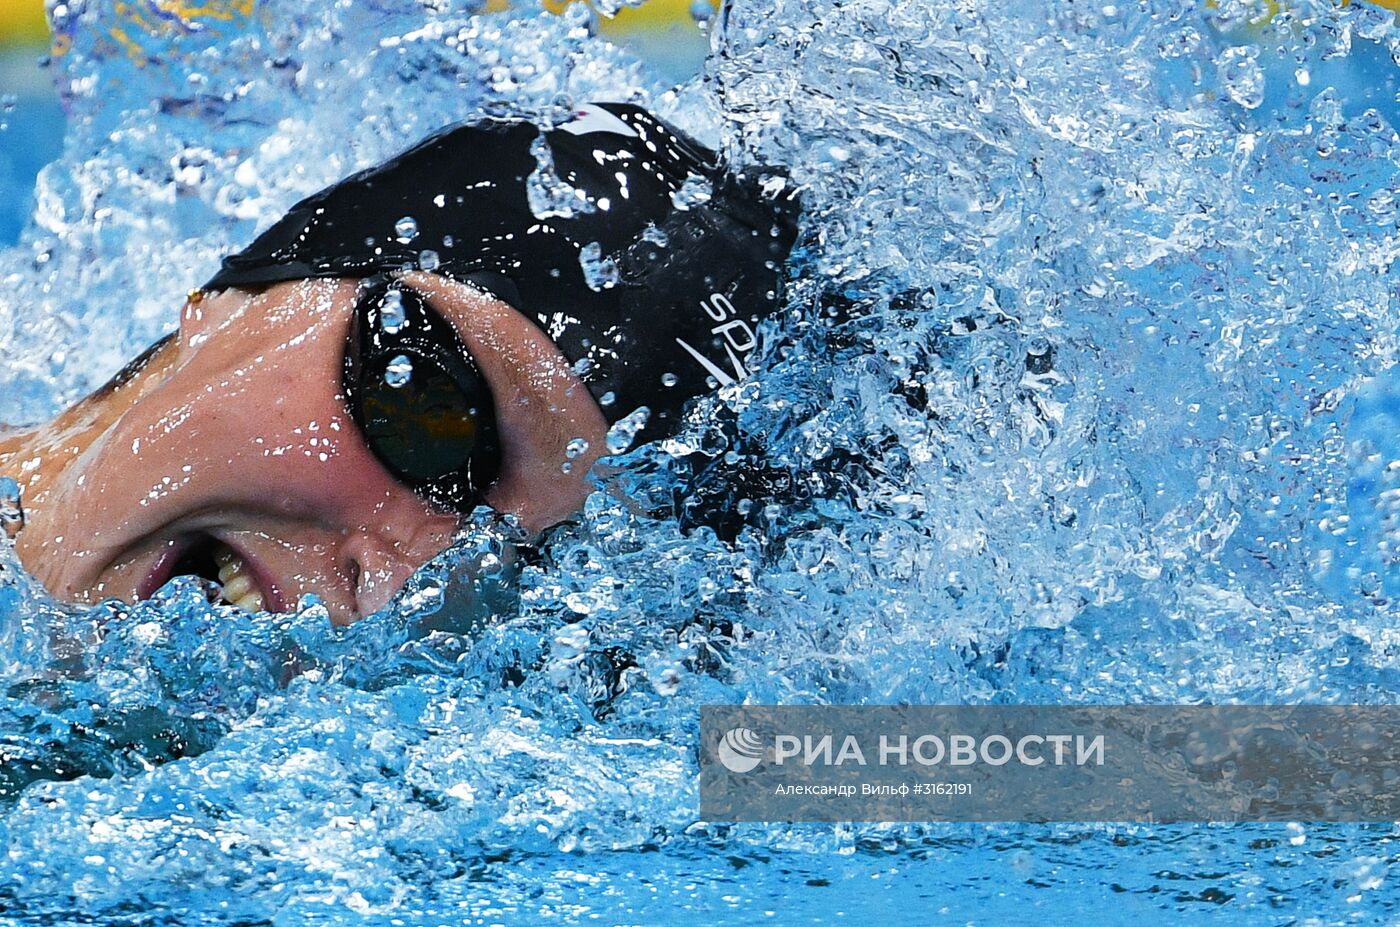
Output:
[339, 526, 448, 620]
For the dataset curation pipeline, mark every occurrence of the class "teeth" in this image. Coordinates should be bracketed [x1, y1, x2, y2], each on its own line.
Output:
[231, 589, 265, 612]
[221, 573, 255, 602]
[214, 542, 265, 613]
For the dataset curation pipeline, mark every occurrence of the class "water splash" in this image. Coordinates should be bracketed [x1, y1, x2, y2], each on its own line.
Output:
[0, 0, 1399, 922]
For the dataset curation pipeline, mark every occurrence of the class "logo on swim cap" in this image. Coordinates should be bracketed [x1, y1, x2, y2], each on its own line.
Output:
[675, 292, 758, 388]
[716, 727, 765, 773]
[559, 103, 638, 139]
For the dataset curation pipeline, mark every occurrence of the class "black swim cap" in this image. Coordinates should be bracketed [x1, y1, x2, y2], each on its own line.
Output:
[206, 103, 800, 445]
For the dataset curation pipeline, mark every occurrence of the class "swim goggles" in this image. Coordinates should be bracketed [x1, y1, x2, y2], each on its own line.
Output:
[341, 275, 500, 514]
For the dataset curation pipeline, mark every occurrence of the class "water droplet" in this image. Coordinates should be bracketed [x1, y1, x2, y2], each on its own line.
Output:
[661, 372, 678, 387]
[563, 590, 599, 616]
[1354, 3, 1396, 40]
[379, 290, 406, 333]
[606, 406, 651, 454]
[599, 391, 616, 407]
[399, 578, 444, 616]
[565, 437, 590, 459]
[527, 135, 597, 220]
[0, 476, 24, 540]
[690, 0, 713, 22]
[578, 241, 620, 291]
[384, 354, 414, 388]
[418, 249, 440, 271]
[1217, 46, 1265, 110]
[395, 216, 419, 242]
[670, 174, 713, 211]
[652, 665, 683, 696]
[554, 624, 590, 654]
[1367, 189, 1397, 223]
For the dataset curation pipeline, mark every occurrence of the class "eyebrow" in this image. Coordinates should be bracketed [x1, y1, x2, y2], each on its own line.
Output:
[87, 332, 178, 403]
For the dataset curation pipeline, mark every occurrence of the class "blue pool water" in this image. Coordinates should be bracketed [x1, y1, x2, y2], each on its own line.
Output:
[0, 50, 64, 247]
[2, 0, 1400, 923]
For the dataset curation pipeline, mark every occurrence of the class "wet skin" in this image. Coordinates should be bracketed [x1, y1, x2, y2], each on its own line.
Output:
[0, 272, 609, 624]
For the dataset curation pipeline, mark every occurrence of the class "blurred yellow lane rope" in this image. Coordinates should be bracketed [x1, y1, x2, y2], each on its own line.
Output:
[0, 0, 718, 48]
[5, 0, 1392, 51]
[0, 0, 48, 45]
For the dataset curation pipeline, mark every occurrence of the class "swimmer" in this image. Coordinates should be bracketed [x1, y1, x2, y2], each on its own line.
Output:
[0, 103, 798, 624]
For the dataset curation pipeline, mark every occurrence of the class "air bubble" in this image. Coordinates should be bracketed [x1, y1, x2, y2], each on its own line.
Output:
[418, 249, 440, 271]
[565, 437, 590, 459]
[661, 372, 679, 387]
[395, 216, 419, 242]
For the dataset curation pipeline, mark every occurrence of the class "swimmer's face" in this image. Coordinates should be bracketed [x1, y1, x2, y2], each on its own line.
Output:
[6, 273, 608, 624]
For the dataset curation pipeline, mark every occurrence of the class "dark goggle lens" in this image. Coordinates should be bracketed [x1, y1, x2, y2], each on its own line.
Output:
[358, 354, 484, 481]
[344, 278, 500, 512]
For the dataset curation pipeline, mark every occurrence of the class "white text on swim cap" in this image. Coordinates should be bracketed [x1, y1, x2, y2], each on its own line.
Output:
[674, 293, 756, 388]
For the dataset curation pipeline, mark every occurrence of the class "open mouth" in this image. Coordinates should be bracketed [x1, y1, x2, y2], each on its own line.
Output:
[139, 534, 281, 613]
